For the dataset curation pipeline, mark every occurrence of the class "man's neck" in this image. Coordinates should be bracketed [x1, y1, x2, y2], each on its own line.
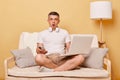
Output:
[52, 28, 56, 31]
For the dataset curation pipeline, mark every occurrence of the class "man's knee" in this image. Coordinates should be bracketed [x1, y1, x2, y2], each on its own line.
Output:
[35, 54, 45, 66]
[74, 55, 85, 64]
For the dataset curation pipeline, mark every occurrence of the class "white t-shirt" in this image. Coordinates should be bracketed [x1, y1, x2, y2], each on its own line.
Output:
[37, 28, 71, 55]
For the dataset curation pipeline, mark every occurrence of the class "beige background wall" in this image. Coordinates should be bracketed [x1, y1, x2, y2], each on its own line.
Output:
[0, 0, 120, 80]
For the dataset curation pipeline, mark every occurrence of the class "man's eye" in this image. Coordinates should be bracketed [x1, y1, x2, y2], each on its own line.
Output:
[55, 18, 58, 20]
[49, 18, 58, 21]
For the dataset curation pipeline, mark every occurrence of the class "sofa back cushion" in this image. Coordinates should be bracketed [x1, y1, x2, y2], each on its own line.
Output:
[19, 32, 98, 56]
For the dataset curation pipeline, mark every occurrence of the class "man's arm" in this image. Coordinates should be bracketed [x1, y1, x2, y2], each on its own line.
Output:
[65, 42, 71, 53]
[36, 43, 47, 54]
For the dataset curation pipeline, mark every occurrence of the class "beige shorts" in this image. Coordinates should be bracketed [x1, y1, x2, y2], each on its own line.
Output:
[46, 53, 73, 66]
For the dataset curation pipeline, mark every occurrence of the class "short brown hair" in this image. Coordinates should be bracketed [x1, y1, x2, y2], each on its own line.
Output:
[48, 11, 59, 17]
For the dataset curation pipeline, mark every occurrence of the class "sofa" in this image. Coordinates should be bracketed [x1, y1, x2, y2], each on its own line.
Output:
[4, 32, 111, 80]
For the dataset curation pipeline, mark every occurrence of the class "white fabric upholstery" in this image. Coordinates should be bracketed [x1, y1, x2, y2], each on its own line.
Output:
[8, 66, 108, 78]
[18, 32, 98, 56]
[19, 32, 38, 56]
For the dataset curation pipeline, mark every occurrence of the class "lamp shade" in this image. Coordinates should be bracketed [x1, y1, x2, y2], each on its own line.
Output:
[90, 1, 112, 20]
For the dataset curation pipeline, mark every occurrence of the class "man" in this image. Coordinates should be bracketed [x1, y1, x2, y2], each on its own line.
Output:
[35, 11, 84, 71]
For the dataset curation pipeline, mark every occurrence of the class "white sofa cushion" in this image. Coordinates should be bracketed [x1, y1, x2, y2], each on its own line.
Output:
[19, 32, 38, 56]
[8, 66, 108, 78]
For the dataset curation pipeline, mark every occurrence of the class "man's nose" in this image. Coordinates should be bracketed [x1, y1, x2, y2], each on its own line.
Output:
[52, 20, 55, 23]
[52, 20, 54, 22]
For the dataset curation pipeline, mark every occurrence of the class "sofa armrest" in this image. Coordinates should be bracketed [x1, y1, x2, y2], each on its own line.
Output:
[104, 58, 111, 79]
[4, 56, 15, 77]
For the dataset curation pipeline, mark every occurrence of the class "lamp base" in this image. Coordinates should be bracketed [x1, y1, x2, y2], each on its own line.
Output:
[98, 41, 106, 48]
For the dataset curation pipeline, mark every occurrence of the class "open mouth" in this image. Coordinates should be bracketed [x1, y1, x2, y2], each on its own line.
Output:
[52, 24, 55, 26]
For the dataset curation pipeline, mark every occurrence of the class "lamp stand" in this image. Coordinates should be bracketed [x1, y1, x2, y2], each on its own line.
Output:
[98, 19, 106, 48]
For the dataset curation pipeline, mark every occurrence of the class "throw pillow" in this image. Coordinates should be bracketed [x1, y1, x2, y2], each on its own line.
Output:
[11, 47, 36, 68]
[82, 48, 108, 69]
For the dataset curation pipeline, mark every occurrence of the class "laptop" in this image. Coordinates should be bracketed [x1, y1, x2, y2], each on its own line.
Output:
[60, 36, 93, 57]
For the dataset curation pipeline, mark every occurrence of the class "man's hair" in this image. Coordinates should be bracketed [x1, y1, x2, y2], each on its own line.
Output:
[48, 11, 59, 17]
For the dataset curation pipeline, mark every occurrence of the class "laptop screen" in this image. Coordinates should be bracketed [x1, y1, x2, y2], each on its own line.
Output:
[68, 36, 93, 54]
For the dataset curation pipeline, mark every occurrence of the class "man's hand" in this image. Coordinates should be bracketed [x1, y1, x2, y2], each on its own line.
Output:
[36, 47, 47, 54]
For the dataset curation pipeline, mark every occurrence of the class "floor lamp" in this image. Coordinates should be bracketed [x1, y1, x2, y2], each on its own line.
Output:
[90, 1, 112, 47]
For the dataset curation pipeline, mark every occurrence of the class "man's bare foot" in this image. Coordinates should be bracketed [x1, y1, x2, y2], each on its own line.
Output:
[53, 68, 65, 72]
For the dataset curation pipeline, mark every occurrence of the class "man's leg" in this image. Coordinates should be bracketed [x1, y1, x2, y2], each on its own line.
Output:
[54, 54, 84, 71]
[35, 54, 58, 69]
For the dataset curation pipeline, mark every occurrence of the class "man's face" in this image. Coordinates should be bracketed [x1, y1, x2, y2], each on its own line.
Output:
[48, 15, 60, 29]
